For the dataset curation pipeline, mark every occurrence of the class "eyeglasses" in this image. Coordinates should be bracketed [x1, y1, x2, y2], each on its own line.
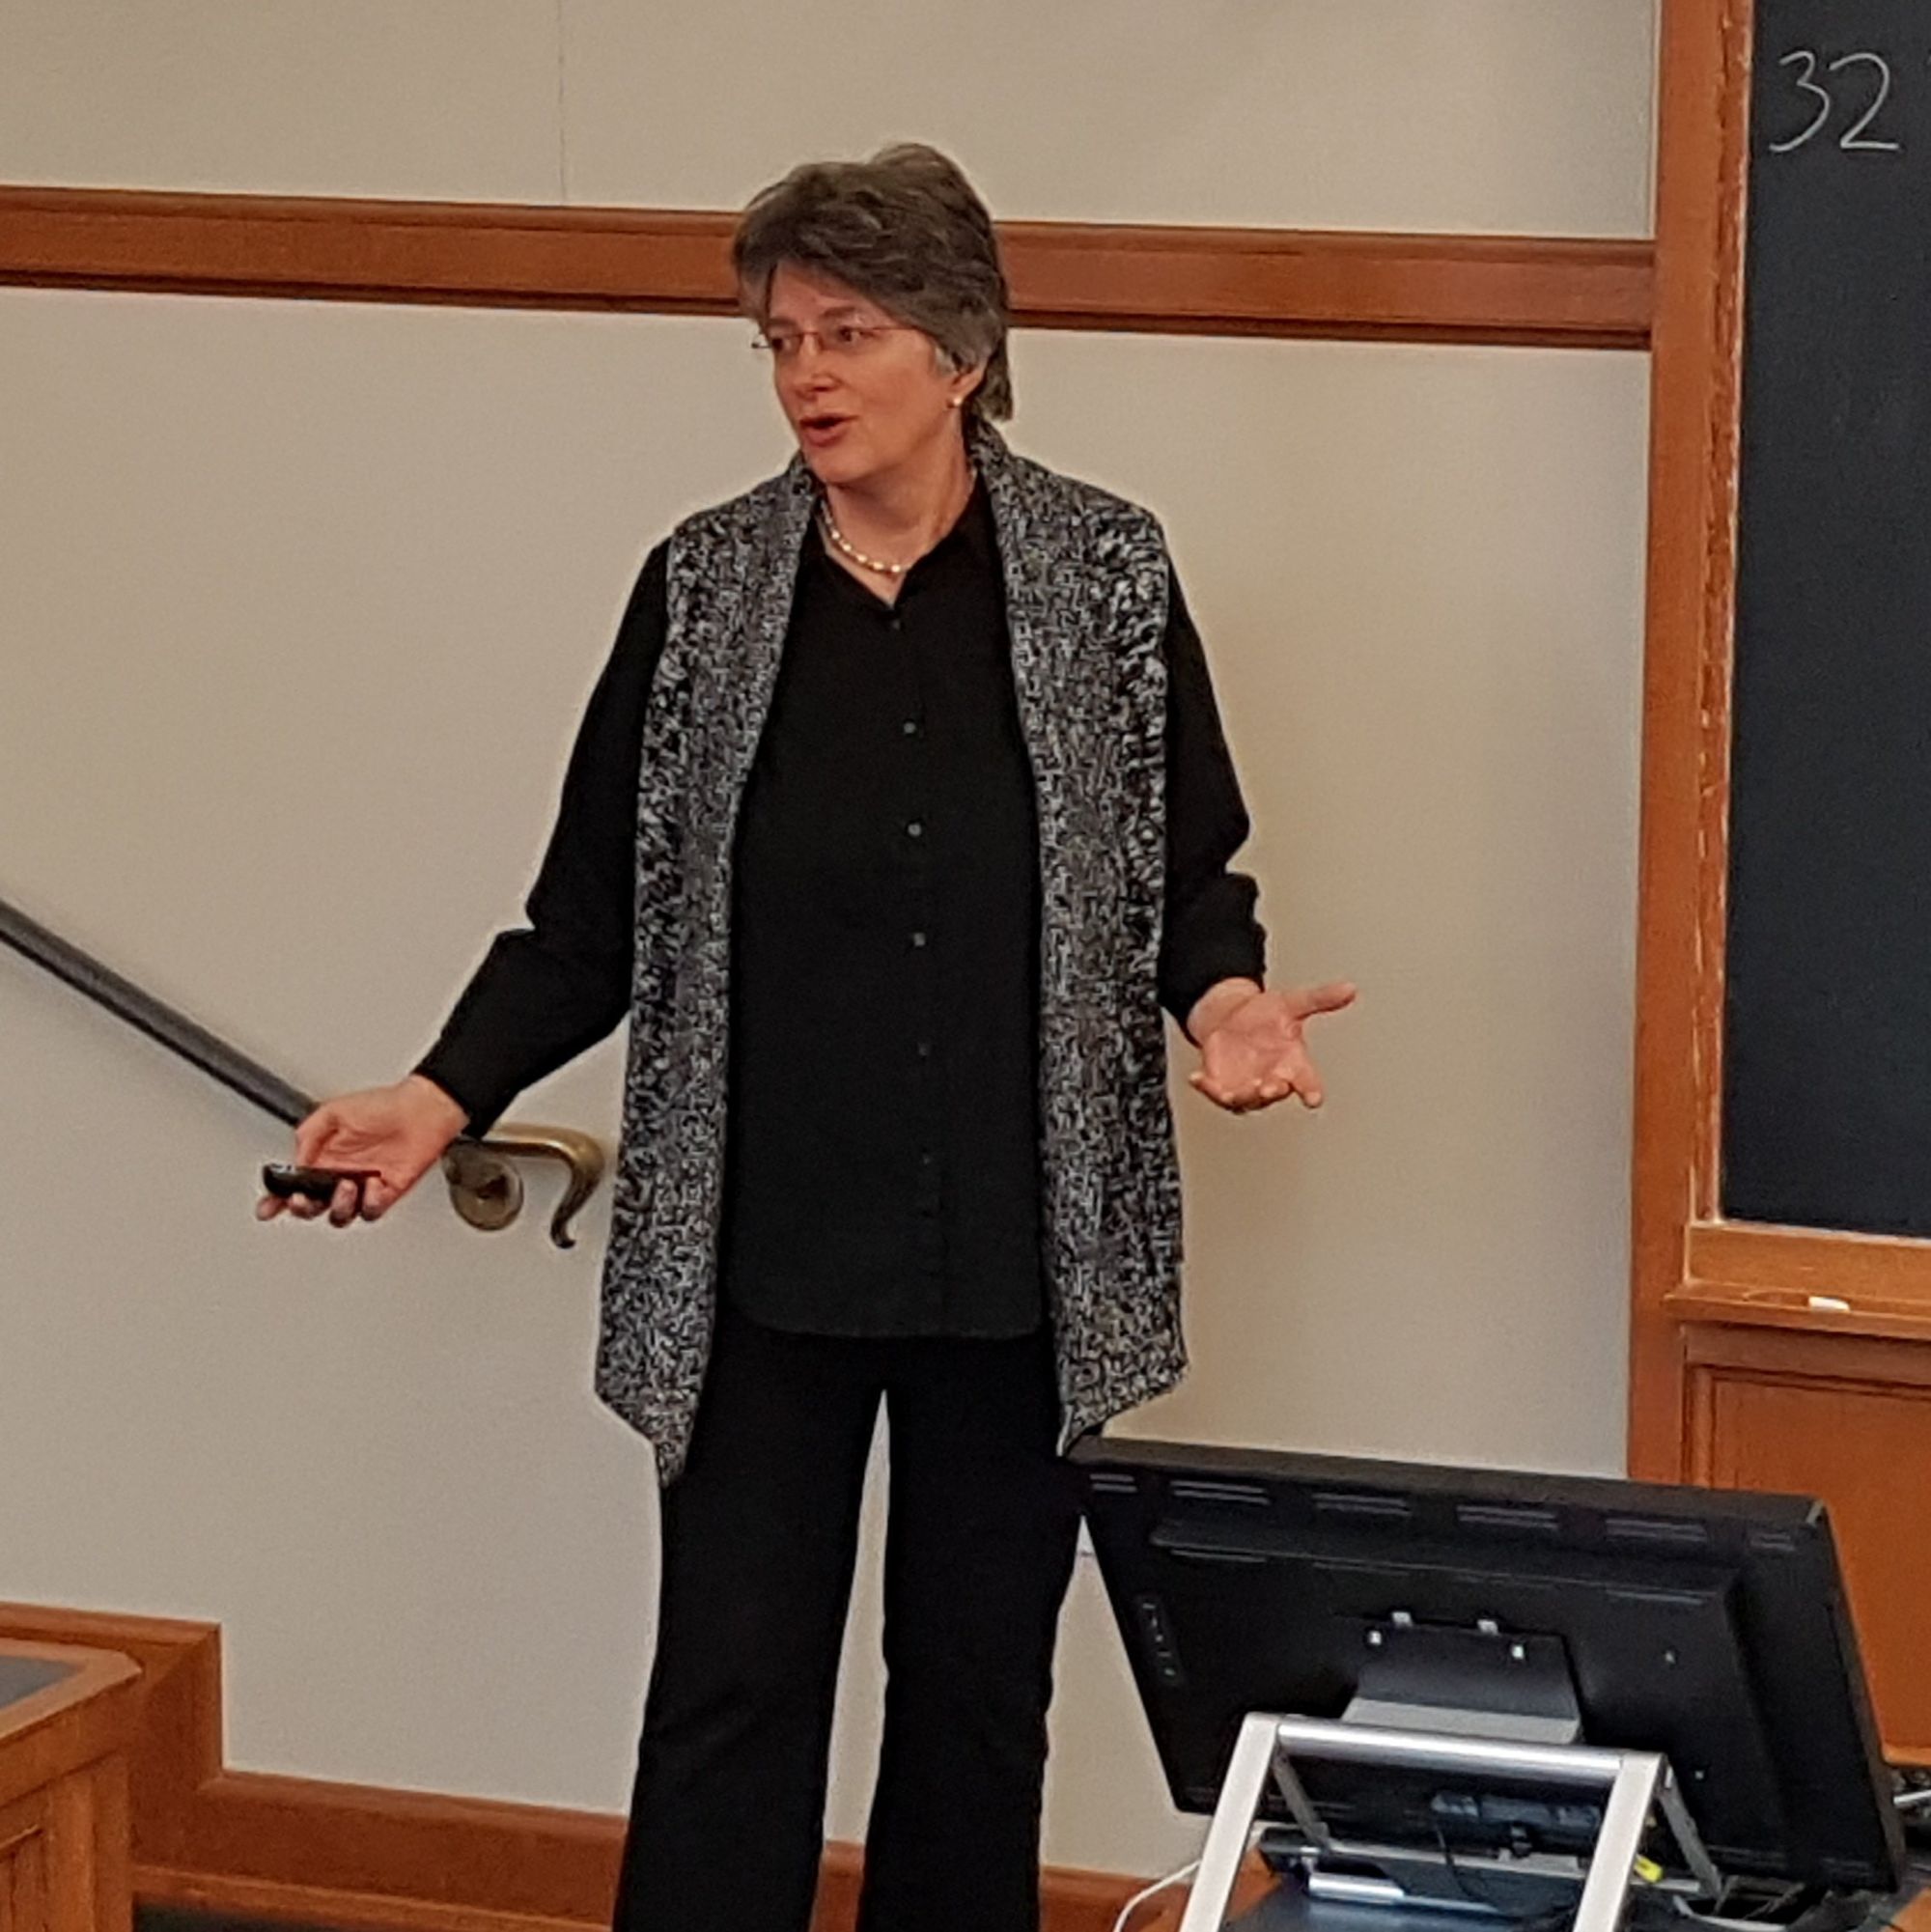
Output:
[750, 322, 916, 363]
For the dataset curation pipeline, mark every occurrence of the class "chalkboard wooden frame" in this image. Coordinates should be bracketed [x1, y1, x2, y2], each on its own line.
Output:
[1631, 0, 1931, 1468]
[1630, 0, 1754, 1482]
[1632, 11, 1931, 1762]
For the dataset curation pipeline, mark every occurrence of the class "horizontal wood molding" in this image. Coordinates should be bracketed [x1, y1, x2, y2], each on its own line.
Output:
[1691, 1220, 1931, 1297]
[1677, 1221, 1931, 1342]
[1668, 1291, 1931, 1348]
[0, 1605, 1146, 1932]
[1682, 1322, 1931, 1389]
[0, 186, 1652, 349]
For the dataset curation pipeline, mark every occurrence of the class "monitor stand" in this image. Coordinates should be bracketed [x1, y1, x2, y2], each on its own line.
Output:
[1176, 1615, 1722, 1932]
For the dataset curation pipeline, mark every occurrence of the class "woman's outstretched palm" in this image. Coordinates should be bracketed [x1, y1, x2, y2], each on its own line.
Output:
[1190, 981, 1357, 1113]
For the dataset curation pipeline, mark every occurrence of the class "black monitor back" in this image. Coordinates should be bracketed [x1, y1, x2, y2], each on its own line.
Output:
[1074, 1439, 1903, 1893]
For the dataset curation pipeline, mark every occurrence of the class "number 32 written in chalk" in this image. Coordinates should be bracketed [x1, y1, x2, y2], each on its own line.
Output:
[1766, 47, 1917, 155]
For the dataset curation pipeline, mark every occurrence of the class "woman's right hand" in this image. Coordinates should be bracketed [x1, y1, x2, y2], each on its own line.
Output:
[257, 1074, 470, 1228]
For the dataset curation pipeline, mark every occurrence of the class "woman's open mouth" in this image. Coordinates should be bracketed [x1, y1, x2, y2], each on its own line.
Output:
[798, 413, 853, 447]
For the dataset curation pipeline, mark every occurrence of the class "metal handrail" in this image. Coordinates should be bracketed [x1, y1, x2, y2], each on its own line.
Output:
[0, 889, 606, 1247]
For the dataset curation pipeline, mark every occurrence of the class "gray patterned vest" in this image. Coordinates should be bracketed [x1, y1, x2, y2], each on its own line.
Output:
[595, 424, 1186, 1482]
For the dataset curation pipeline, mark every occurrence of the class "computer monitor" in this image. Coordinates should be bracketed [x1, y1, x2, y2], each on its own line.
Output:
[1073, 1438, 1904, 1898]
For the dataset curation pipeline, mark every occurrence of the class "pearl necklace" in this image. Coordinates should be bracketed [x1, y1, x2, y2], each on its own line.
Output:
[819, 503, 910, 578]
[818, 471, 976, 581]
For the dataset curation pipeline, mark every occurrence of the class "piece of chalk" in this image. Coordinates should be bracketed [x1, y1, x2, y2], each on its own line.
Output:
[1805, 1294, 1852, 1313]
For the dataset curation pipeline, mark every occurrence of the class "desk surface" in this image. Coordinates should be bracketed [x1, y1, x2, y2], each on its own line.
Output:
[0, 1655, 72, 1709]
[1132, 1860, 1931, 1932]
[0, 1640, 138, 1754]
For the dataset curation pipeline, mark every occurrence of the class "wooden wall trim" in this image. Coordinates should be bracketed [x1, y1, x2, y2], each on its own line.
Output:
[1671, 1222, 1931, 1341]
[1627, 0, 1753, 1479]
[0, 1605, 1145, 1932]
[1668, 1288, 1931, 1348]
[1682, 1322, 1931, 1388]
[0, 186, 1652, 349]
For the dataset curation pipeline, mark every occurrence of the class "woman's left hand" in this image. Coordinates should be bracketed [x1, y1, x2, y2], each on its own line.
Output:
[1187, 979, 1357, 1114]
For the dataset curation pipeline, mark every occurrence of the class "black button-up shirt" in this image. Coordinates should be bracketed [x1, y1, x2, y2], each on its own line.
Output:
[417, 484, 1265, 1339]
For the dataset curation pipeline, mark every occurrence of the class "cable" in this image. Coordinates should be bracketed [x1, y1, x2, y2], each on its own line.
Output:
[1740, 1883, 1807, 1921]
[1429, 1825, 1578, 1932]
[1668, 1886, 1807, 1930]
[1667, 1881, 1810, 1923]
[1111, 1857, 1203, 1932]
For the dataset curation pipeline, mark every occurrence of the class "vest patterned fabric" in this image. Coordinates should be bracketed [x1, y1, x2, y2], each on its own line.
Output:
[595, 424, 1187, 1482]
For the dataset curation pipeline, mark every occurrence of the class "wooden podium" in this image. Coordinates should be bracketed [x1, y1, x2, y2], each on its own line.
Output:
[0, 1642, 140, 1932]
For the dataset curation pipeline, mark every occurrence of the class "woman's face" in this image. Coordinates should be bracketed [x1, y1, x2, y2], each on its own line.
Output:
[760, 262, 978, 490]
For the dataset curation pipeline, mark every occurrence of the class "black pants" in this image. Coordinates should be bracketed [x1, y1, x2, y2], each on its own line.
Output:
[611, 1306, 1082, 1932]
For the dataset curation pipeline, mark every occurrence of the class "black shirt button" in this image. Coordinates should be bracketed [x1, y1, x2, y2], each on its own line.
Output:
[916, 1040, 933, 1058]
[907, 820, 924, 839]
[910, 931, 928, 948]
[902, 720, 918, 736]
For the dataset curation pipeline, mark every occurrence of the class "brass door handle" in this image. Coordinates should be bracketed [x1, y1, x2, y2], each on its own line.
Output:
[439, 1125, 607, 1249]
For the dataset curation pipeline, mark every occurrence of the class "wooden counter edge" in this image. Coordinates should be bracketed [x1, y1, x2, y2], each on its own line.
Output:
[0, 1639, 143, 1811]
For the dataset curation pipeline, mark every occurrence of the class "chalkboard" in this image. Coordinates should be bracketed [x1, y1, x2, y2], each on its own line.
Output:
[1724, 1, 1931, 1235]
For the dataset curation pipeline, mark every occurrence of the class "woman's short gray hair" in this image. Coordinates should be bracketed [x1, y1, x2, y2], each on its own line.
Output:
[732, 143, 1014, 422]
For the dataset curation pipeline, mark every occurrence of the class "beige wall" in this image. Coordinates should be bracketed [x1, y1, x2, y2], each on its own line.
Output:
[0, 0, 1657, 1882]
[0, 1, 1657, 232]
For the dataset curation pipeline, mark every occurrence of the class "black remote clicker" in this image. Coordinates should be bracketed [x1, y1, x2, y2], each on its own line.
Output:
[261, 1163, 379, 1202]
